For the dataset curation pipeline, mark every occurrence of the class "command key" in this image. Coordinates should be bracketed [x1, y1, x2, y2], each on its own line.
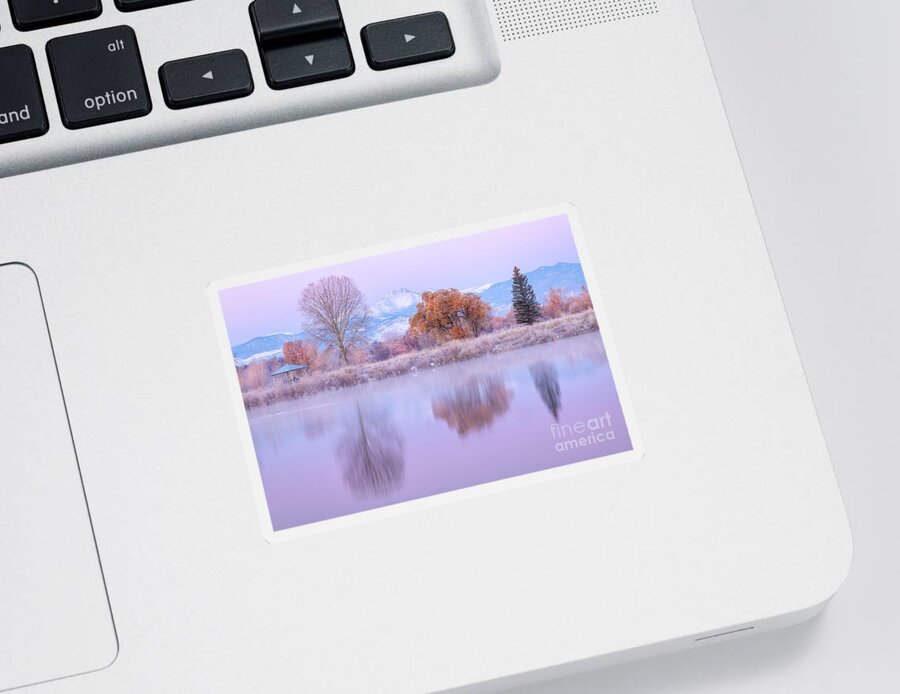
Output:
[0, 45, 49, 145]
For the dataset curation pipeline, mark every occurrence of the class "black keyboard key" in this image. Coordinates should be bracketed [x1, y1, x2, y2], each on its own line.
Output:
[159, 50, 254, 109]
[361, 12, 455, 71]
[47, 26, 152, 130]
[9, 0, 102, 32]
[0, 45, 49, 145]
[250, 0, 343, 44]
[261, 34, 353, 90]
[115, 0, 191, 11]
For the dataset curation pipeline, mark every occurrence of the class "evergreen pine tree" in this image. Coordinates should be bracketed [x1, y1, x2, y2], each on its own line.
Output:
[511, 266, 541, 324]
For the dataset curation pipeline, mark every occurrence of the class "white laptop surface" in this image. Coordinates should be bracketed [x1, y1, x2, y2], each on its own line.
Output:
[0, 1, 851, 692]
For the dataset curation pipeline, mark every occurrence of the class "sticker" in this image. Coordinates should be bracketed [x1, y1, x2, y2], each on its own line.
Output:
[209, 206, 641, 540]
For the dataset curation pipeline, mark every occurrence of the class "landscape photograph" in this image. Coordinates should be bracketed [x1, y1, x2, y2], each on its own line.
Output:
[217, 212, 633, 531]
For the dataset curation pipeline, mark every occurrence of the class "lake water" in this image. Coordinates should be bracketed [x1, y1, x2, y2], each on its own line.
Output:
[247, 332, 633, 531]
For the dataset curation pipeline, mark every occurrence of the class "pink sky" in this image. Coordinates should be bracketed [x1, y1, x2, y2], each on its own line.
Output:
[219, 214, 579, 346]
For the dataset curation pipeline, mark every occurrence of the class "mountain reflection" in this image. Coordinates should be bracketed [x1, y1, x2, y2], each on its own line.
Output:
[530, 361, 562, 421]
[431, 375, 512, 437]
[336, 401, 406, 498]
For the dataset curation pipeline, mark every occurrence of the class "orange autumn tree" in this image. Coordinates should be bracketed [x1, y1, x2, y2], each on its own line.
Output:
[568, 285, 594, 313]
[408, 289, 492, 344]
[542, 287, 569, 319]
[282, 339, 319, 369]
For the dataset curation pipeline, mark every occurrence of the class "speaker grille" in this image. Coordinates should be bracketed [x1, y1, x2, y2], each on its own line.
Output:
[493, 0, 659, 42]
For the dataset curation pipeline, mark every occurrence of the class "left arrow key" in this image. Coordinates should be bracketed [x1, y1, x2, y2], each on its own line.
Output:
[159, 50, 254, 110]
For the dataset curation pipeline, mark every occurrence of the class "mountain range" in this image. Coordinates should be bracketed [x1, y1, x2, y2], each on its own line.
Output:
[231, 262, 587, 363]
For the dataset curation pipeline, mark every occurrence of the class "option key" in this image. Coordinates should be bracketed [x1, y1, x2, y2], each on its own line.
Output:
[47, 26, 152, 130]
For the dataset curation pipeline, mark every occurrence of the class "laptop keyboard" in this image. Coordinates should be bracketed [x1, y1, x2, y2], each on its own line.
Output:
[0, 0, 499, 176]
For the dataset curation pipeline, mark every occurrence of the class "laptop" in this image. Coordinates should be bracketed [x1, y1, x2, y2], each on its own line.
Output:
[0, 1, 851, 692]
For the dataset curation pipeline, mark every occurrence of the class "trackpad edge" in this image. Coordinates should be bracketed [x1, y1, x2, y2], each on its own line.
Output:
[0, 263, 117, 691]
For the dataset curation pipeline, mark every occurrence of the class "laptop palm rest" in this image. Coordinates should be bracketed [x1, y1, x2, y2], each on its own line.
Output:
[0, 264, 117, 692]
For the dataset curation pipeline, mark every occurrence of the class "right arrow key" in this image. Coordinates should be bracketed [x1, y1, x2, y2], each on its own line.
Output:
[361, 12, 455, 71]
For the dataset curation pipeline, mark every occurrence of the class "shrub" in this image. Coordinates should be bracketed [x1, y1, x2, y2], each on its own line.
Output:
[241, 310, 599, 407]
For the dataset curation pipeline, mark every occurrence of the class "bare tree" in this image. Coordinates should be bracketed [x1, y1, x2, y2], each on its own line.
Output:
[298, 275, 369, 365]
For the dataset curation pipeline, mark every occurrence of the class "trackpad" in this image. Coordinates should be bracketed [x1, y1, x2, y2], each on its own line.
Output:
[0, 264, 117, 691]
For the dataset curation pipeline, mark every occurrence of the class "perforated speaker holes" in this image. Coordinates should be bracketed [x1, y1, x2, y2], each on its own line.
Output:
[493, 0, 659, 42]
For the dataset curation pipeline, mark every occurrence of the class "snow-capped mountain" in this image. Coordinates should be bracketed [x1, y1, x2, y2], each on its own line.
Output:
[232, 332, 307, 363]
[232, 263, 586, 362]
[368, 288, 421, 340]
[475, 262, 587, 314]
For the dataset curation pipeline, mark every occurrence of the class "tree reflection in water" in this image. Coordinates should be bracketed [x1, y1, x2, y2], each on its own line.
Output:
[431, 375, 512, 437]
[336, 401, 405, 498]
[529, 361, 562, 421]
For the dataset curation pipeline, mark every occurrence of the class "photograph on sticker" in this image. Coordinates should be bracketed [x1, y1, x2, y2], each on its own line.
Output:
[216, 212, 634, 532]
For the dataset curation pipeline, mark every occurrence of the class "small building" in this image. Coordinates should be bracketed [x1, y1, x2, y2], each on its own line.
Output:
[270, 363, 308, 385]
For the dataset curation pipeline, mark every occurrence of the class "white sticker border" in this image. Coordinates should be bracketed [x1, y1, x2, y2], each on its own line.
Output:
[208, 204, 645, 543]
